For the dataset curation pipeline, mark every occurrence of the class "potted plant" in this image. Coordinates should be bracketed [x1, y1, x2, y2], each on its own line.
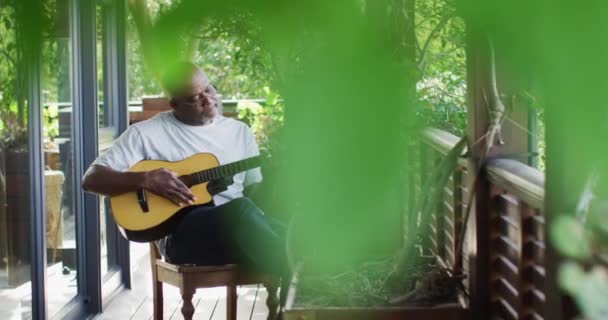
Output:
[283, 260, 468, 320]
[282, 138, 470, 320]
[236, 87, 289, 221]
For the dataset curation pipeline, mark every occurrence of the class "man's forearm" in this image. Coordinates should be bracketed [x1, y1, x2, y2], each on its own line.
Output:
[82, 165, 146, 197]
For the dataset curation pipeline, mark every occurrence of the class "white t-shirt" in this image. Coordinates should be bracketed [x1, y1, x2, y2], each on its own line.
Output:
[92, 111, 263, 205]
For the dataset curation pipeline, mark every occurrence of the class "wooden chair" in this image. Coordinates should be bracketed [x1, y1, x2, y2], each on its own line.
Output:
[149, 243, 280, 320]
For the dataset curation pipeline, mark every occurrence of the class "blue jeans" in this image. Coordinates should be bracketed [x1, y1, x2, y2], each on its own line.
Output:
[165, 197, 288, 278]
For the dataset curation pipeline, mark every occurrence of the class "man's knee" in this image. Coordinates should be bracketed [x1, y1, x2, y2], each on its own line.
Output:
[218, 197, 261, 220]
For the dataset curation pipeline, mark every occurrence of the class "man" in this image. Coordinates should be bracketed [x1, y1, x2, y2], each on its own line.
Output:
[82, 62, 288, 288]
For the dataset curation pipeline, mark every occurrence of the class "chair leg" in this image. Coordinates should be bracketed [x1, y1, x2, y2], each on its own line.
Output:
[150, 243, 164, 320]
[181, 288, 195, 320]
[264, 282, 279, 320]
[153, 281, 163, 320]
[227, 285, 237, 320]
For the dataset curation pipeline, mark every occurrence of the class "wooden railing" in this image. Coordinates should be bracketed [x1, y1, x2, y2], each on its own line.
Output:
[486, 158, 545, 320]
[417, 128, 468, 271]
[418, 128, 546, 320]
[129, 97, 266, 124]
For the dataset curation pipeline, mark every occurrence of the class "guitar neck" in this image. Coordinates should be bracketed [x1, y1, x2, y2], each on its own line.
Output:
[189, 156, 261, 185]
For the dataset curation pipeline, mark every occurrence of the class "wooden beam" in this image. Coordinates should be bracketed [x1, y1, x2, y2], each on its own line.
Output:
[465, 24, 491, 320]
[465, 25, 534, 319]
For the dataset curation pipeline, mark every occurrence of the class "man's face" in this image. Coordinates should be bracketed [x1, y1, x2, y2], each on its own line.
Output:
[172, 72, 218, 125]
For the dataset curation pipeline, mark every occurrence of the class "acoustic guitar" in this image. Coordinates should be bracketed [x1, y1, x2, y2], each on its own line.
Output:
[110, 153, 261, 242]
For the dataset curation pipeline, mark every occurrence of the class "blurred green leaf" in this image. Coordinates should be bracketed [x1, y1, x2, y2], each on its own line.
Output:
[570, 267, 608, 320]
[588, 206, 608, 240]
[558, 262, 585, 293]
[550, 215, 592, 259]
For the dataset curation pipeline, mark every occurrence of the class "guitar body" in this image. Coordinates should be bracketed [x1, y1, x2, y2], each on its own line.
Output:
[110, 153, 219, 242]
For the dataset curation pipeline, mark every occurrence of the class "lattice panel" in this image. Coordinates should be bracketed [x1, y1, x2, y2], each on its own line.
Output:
[489, 187, 545, 320]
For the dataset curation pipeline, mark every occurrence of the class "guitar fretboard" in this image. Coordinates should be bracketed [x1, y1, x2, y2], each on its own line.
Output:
[189, 156, 261, 185]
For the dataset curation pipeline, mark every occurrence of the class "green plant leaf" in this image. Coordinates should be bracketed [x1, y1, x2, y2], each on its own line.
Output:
[588, 205, 608, 239]
[558, 262, 584, 293]
[571, 267, 608, 320]
[550, 215, 592, 259]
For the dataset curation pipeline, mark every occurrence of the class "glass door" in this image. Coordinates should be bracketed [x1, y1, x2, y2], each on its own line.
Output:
[41, 0, 81, 317]
[0, 3, 33, 314]
[97, 0, 121, 290]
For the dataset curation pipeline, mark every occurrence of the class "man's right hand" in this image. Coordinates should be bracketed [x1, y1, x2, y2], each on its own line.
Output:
[142, 168, 196, 206]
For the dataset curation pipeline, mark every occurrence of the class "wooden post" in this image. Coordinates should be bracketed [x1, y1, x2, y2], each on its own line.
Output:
[465, 26, 491, 319]
[465, 27, 532, 319]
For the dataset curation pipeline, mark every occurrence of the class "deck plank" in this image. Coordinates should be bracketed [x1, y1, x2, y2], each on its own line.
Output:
[93, 290, 147, 320]
[250, 287, 269, 320]
[194, 287, 224, 319]
[236, 285, 260, 320]
[129, 296, 153, 320]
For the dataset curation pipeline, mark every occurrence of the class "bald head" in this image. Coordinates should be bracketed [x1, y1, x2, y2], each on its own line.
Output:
[161, 61, 210, 98]
[161, 62, 219, 126]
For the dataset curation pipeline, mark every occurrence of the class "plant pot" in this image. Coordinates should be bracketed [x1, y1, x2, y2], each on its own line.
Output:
[283, 262, 469, 320]
[284, 303, 468, 320]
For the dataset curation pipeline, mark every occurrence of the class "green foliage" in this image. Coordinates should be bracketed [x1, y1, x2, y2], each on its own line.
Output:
[415, 71, 467, 136]
[127, 12, 160, 100]
[296, 258, 396, 307]
[40, 36, 70, 138]
[127, 2, 275, 100]
[1, 0, 60, 145]
[43, 104, 59, 140]
[0, 113, 27, 151]
[551, 173, 608, 319]
[390, 136, 467, 285]
[127, 0, 468, 139]
[559, 263, 608, 320]
[236, 86, 284, 154]
[192, 21, 275, 99]
[0, 2, 29, 151]
[0, 4, 20, 125]
[414, 1, 467, 136]
[550, 215, 592, 260]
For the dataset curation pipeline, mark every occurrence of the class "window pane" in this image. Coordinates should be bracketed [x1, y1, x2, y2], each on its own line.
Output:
[97, 1, 119, 282]
[0, 4, 33, 318]
[40, 0, 79, 317]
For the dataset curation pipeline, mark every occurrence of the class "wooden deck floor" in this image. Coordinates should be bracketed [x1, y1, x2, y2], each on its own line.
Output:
[94, 243, 270, 320]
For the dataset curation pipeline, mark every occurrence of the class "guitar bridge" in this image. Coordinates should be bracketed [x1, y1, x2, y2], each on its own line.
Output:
[137, 189, 149, 213]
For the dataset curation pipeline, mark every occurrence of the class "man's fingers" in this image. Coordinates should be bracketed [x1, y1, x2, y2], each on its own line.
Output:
[174, 187, 195, 204]
[164, 190, 185, 206]
[171, 179, 195, 201]
[179, 186, 196, 202]
[173, 177, 190, 192]
[168, 189, 192, 206]
[144, 171, 195, 205]
[162, 183, 192, 205]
